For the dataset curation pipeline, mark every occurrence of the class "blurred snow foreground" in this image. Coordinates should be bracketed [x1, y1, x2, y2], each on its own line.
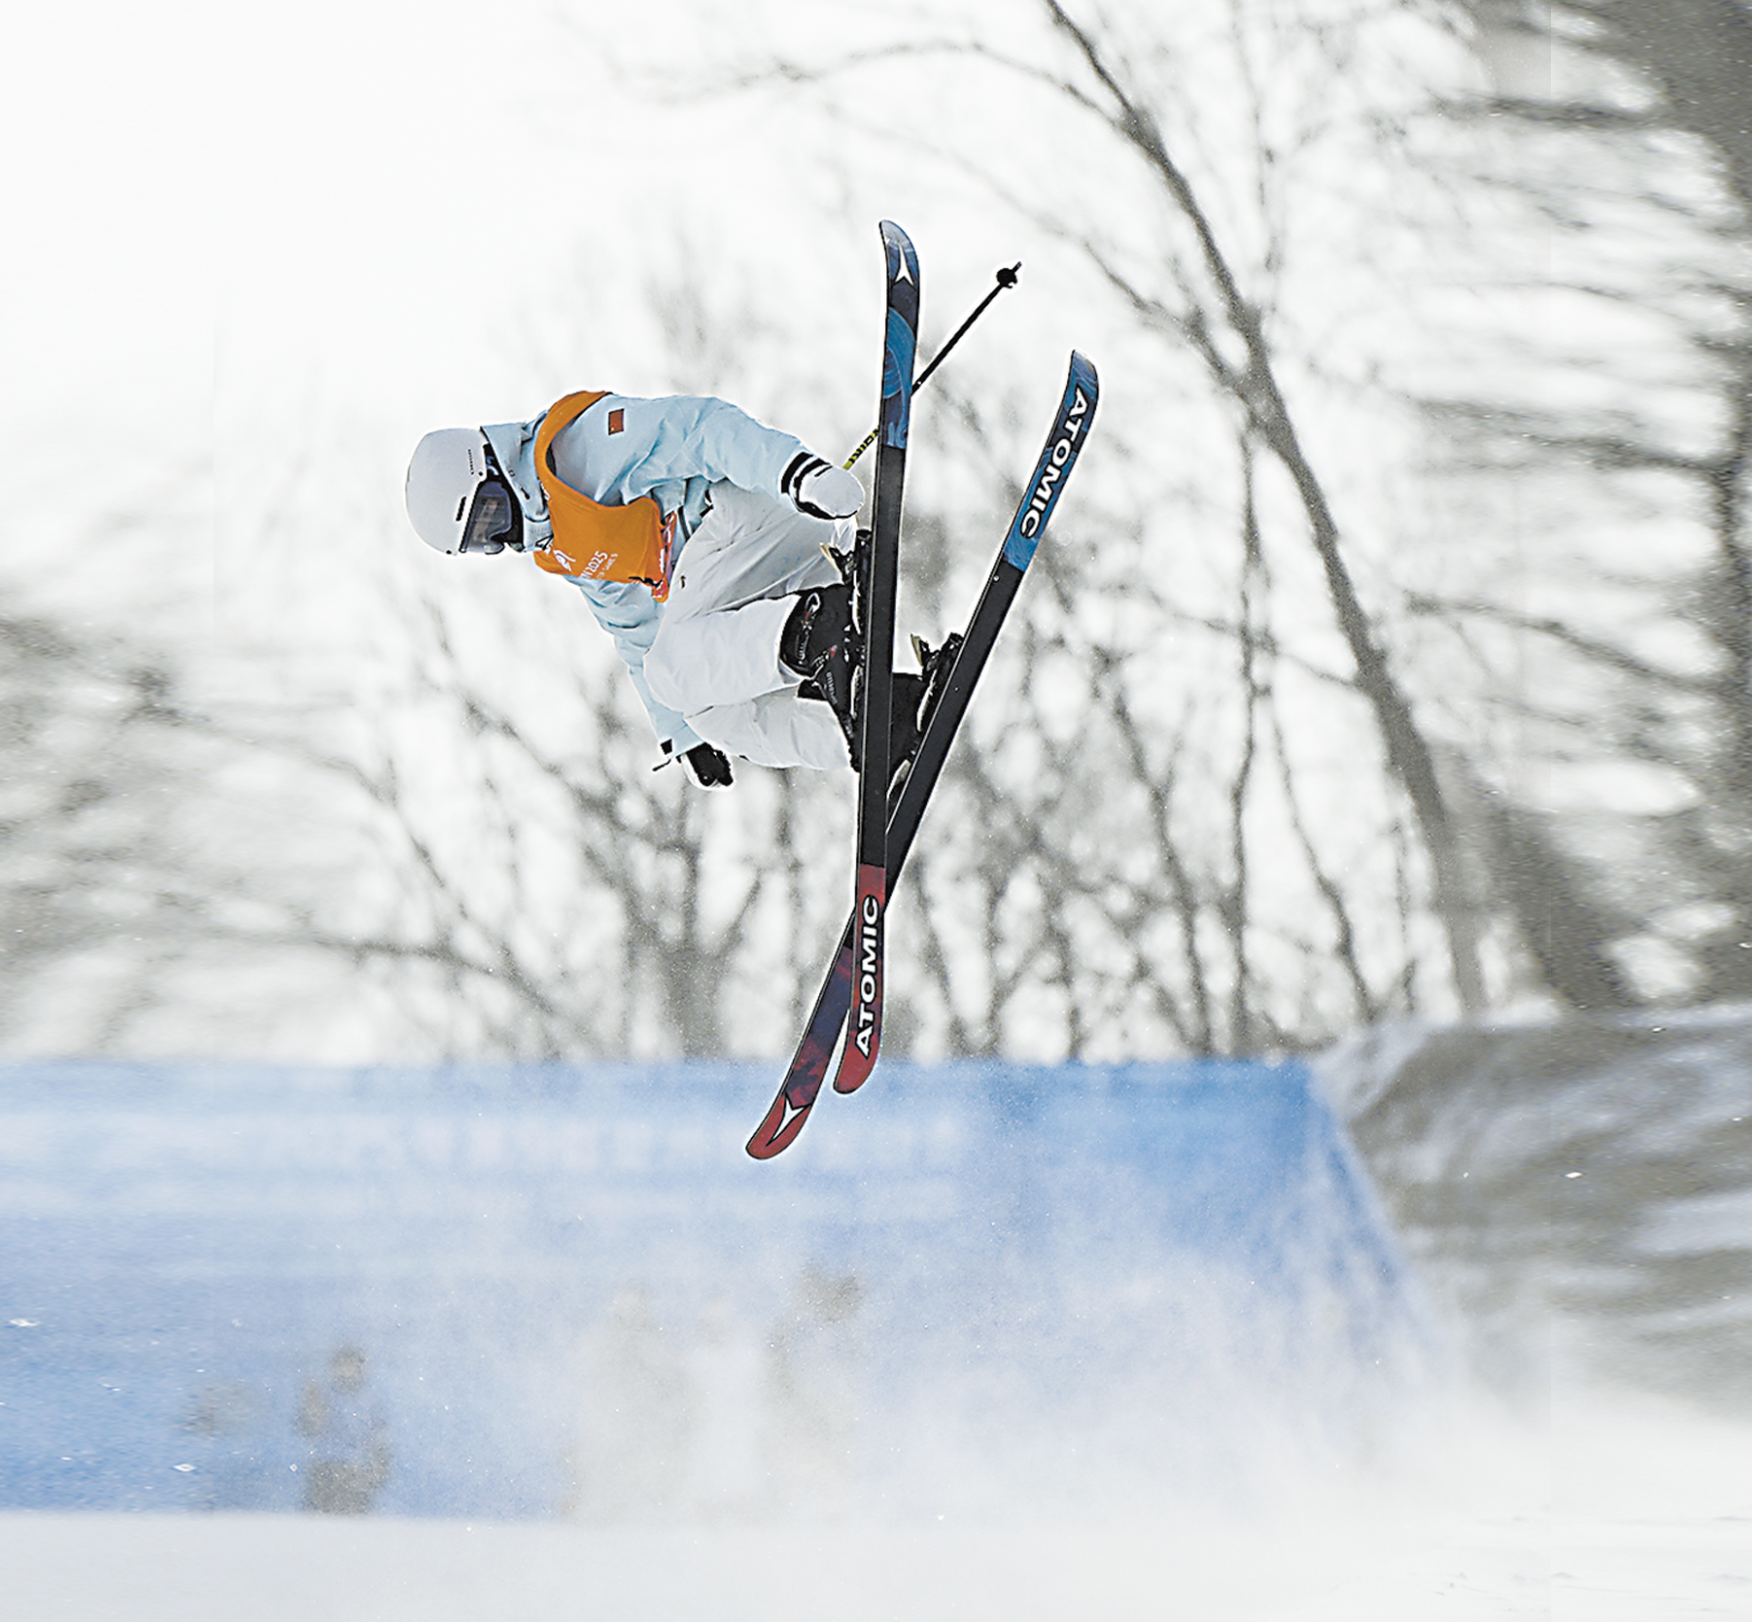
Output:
[3, 1033, 1749, 1620]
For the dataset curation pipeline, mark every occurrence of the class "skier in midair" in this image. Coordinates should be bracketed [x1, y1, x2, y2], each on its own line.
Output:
[404, 390, 925, 789]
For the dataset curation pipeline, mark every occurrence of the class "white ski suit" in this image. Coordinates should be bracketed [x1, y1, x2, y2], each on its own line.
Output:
[481, 393, 854, 772]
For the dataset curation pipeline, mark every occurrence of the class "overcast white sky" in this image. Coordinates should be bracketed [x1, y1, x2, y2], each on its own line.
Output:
[7, 1, 580, 437]
[5, 1, 548, 643]
[6, 1, 591, 521]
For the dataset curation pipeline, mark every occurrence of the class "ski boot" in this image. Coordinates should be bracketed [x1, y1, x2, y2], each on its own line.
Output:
[782, 582, 860, 748]
[911, 631, 962, 731]
[887, 671, 927, 783]
[886, 632, 962, 789]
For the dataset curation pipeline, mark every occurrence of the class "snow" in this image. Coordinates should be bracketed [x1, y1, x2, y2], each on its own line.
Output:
[6, 1396, 1749, 1620]
[5, 1052, 1749, 1615]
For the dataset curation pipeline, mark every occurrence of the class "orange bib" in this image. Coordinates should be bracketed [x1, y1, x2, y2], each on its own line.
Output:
[531, 391, 672, 600]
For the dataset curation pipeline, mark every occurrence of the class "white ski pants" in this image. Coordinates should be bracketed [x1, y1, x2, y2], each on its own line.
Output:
[644, 484, 853, 770]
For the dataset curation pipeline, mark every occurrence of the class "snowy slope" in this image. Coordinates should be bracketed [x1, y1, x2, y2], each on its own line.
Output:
[4, 1398, 1750, 1622]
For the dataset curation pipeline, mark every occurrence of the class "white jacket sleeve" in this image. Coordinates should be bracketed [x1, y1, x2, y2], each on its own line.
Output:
[546, 394, 828, 509]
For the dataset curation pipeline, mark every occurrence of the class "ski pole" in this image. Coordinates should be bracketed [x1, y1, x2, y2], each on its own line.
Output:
[843, 262, 1021, 468]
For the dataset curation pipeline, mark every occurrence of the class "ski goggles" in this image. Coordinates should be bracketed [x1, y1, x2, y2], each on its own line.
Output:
[460, 443, 525, 554]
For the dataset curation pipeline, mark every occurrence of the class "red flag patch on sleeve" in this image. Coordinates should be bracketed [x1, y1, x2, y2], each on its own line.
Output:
[607, 408, 625, 434]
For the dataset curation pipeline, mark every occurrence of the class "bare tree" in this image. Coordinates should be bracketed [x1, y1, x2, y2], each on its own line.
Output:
[269, 571, 854, 1060]
[1421, 0, 1752, 1005]
[637, 0, 1513, 1055]
[192, 0, 1750, 1065]
[662, 0, 1752, 1045]
[1022, 0, 1487, 1011]
[0, 603, 279, 1051]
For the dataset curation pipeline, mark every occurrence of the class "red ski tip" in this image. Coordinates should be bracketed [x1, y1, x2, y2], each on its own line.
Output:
[746, 1090, 815, 1159]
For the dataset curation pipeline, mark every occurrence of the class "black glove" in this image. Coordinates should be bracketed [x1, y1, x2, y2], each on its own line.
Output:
[678, 742, 734, 790]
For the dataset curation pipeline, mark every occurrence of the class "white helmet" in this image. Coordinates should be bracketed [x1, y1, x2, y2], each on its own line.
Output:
[405, 427, 525, 555]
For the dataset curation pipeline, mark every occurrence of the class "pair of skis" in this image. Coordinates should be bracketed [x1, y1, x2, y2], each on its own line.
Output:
[747, 221, 1099, 1159]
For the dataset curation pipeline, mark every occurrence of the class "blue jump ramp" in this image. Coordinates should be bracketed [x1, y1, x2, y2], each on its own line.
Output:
[0, 1058, 1423, 1522]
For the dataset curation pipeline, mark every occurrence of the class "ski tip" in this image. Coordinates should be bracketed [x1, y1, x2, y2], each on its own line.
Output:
[879, 220, 920, 282]
[832, 1054, 876, 1096]
[746, 1091, 815, 1159]
[832, 1019, 879, 1094]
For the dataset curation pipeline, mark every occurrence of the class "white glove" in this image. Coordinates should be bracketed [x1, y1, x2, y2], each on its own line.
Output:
[781, 453, 863, 521]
